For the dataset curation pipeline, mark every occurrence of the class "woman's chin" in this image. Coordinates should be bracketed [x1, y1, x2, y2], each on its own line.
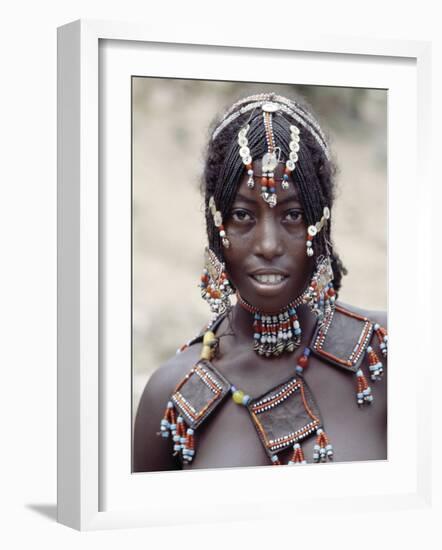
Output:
[237, 277, 298, 313]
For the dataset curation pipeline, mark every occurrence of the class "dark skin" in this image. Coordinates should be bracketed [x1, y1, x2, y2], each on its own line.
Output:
[133, 160, 387, 472]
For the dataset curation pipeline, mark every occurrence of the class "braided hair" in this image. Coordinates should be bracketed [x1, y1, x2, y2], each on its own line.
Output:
[201, 93, 347, 292]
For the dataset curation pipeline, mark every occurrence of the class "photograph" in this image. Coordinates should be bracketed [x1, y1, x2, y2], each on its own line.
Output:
[131, 79, 388, 472]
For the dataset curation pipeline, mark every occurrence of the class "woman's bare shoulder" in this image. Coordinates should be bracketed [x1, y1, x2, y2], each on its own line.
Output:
[147, 344, 202, 395]
[133, 343, 202, 472]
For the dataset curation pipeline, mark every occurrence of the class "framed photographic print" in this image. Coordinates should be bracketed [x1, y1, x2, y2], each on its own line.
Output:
[57, 19, 432, 530]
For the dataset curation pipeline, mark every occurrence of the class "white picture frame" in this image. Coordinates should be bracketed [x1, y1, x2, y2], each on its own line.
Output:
[57, 19, 432, 531]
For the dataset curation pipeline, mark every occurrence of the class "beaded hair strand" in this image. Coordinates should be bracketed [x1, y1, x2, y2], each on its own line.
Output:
[201, 93, 347, 292]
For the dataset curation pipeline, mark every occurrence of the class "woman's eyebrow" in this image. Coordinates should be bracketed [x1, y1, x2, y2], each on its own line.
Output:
[277, 194, 302, 206]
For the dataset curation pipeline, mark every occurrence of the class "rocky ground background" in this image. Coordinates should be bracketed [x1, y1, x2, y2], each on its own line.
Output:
[132, 79, 387, 416]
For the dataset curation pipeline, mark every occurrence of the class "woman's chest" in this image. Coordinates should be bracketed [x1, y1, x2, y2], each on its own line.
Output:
[183, 355, 387, 470]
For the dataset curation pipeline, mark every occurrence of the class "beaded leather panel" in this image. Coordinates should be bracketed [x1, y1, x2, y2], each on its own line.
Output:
[171, 360, 231, 430]
[247, 377, 322, 458]
[310, 304, 374, 373]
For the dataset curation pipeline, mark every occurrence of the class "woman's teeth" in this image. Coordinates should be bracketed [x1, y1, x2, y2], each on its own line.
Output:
[253, 274, 286, 284]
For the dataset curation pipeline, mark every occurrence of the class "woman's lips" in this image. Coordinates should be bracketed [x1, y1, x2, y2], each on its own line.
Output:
[248, 273, 289, 295]
[251, 273, 287, 284]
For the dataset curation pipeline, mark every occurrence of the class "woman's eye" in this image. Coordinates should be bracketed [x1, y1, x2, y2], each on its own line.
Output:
[231, 209, 253, 222]
[284, 209, 304, 222]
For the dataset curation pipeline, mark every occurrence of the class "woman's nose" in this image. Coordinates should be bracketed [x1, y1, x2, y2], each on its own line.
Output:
[253, 216, 284, 260]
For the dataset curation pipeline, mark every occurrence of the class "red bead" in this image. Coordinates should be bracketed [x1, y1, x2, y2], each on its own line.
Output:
[298, 356, 309, 368]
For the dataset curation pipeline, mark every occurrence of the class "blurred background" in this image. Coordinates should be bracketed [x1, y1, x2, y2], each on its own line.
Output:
[132, 79, 387, 416]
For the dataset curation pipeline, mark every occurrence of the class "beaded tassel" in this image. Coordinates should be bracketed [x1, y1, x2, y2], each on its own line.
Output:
[261, 111, 278, 208]
[374, 323, 388, 358]
[355, 369, 373, 406]
[174, 415, 186, 455]
[159, 401, 174, 438]
[366, 345, 384, 381]
[313, 428, 333, 462]
[159, 402, 197, 464]
[271, 454, 282, 465]
[288, 442, 307, 465]
[182, 428, 195, 464]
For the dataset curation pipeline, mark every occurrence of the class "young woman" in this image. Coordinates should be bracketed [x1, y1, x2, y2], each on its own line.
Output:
[133, 92, 388, 472]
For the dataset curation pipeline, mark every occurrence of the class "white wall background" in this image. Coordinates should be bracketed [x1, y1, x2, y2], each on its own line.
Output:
[0, 1, 440, 548]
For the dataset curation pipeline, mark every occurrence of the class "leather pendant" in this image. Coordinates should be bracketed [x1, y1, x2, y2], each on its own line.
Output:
[310, 304, 374, 373]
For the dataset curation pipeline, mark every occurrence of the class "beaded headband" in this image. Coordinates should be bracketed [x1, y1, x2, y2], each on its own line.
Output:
[212, 93, 330, 161]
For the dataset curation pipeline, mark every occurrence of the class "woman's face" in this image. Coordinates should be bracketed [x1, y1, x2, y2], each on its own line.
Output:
[223, 159, 313, 313]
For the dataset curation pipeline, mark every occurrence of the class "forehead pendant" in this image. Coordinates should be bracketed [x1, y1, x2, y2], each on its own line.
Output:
[237, 101, 301, 207]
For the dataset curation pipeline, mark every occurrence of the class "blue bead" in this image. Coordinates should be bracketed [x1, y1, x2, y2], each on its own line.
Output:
[283, 174, 289, 180]
[304, 347, 311, 356]
[254, 333, 260, 340]
[294, 328, 301, 335]
[269, 187, 276, 193]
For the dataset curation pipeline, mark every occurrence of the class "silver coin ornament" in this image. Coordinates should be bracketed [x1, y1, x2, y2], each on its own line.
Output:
[262, 102, 280, 113]
[262, 152, 278, 172]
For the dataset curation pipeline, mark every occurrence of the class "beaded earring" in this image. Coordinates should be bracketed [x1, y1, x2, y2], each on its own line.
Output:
[209, 196, 230, 248]
[200, 247, 234, 315]
[303, 255, 336, 325]
[306, 206, 330, 257]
